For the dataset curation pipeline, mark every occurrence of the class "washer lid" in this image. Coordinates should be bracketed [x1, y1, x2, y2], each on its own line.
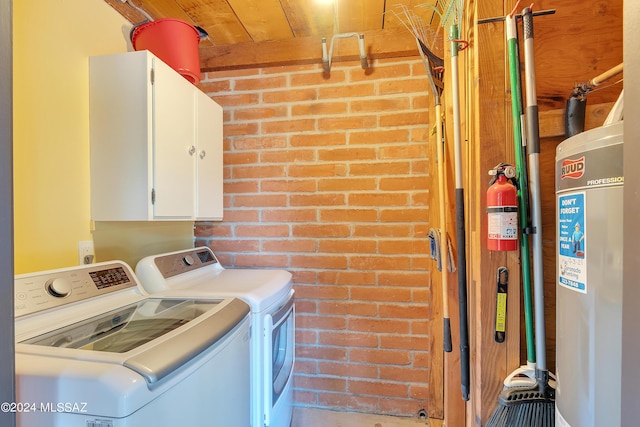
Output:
[177, 269, 293, 312]
[19, 297, 249, 384]
[23, 298, 219, 352]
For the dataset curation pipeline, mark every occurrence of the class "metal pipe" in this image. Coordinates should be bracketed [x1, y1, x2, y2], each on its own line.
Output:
[576, 62, 623, 95]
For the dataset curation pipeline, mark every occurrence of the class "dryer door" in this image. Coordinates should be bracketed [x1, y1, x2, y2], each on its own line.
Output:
[264, 294, 295, 425]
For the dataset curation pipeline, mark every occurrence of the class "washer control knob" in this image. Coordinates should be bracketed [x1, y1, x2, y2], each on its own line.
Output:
[45, 278, 72, 298]
[183, 255, 195, 266]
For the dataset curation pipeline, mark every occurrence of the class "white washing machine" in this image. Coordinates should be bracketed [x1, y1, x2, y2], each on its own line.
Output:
[14, 260, 251, 427]
[135, 247, 295, 427]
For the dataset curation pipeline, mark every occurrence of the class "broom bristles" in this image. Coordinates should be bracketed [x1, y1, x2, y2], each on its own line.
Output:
[486, 401, 555, 427]
[486, 382, 556, 426]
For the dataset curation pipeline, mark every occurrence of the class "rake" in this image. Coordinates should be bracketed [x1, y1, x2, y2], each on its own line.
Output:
[392, 5, 451, 356]
[420, 0, 470, 401]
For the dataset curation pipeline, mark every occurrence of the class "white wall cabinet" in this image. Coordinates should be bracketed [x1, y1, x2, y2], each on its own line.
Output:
[195, 89, 224, 219]
[89, 50, 223, 221]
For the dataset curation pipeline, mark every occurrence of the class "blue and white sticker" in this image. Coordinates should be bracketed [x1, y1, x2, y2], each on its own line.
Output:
[558, 192, 587, 293]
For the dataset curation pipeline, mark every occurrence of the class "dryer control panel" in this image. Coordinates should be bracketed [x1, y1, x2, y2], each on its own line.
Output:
[15, 261, 138, 317]
[150, 247, 221, 279]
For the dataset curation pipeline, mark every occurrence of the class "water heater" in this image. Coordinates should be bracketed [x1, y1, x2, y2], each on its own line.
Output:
[555, 121, 623, 426]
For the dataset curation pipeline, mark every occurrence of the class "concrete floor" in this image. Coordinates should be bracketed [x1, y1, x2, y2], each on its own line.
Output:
[292, 407, 443, 427]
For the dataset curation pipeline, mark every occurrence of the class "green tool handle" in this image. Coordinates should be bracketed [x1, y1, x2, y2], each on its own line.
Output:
[506, 14, 536, 364]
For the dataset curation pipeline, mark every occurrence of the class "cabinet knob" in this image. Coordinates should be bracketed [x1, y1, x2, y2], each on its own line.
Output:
[188, 146, 196, 155]
[199, 150, 206, 159]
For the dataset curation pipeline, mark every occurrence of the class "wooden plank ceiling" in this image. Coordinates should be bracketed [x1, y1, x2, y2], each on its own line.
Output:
[105, 0, 444, 71]
[105, 1, 623, 111]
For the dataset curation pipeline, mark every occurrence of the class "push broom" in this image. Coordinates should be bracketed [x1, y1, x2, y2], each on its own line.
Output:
[486, 3, 535, 425]
[497, 0, 539, 393]
[487, 5, 555, 426]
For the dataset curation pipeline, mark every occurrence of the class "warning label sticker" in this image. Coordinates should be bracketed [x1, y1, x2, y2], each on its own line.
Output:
[558, 192, 587, 293]
[487, 210, 518, 240]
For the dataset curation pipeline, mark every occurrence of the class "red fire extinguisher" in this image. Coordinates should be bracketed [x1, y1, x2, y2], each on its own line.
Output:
[487, 164, 518, 251]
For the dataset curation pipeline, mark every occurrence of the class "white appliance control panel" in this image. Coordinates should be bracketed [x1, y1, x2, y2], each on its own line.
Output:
[15, 262, 138, 317]
[151, 247, 220, 279]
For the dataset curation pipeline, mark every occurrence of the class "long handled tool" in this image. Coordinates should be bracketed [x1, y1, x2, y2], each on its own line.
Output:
[521, 2, 556, 416]
[449, 20, 470, 402]
[419, 36, 452, 355]
[395, 5, 453, 354]
[440, 0, 470, 401]
[487, 3, 534, 425]
[431, 63, 450, 354]
[496, 0, 560, 391]
[393, 5, 451, 354]
[506, 0, 538, 387]
[487, 6, 555, 426]
[420, 0, 469, 401]
[523, 6, 547, 389]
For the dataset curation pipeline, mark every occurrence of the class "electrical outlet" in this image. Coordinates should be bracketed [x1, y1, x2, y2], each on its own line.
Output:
[78, 241, 95, 265]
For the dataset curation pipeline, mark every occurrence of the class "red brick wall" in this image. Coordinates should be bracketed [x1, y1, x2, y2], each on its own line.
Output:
[195, 58, 434, 417]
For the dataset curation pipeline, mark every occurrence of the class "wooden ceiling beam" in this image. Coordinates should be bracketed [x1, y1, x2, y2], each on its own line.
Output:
[199, 29, 421, 71]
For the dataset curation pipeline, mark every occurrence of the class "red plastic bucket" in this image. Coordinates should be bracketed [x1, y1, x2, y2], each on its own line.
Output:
[131, 18, 201, 85]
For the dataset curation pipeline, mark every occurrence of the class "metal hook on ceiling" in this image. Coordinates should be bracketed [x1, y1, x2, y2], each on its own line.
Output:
[321, 33, 369, 75]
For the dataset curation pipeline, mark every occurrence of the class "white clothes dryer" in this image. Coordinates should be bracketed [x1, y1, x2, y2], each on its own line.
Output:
[14, 261, 251, 427]
[136, 247, 295, 427]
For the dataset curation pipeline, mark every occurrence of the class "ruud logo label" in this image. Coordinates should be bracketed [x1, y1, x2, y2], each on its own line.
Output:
[561, 157, 585, 179]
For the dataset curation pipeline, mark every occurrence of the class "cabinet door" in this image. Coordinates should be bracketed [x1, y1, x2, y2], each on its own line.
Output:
[91, 52, 159, 221]
[195, 90, 224, 220]
[152, 58, 196, 219]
